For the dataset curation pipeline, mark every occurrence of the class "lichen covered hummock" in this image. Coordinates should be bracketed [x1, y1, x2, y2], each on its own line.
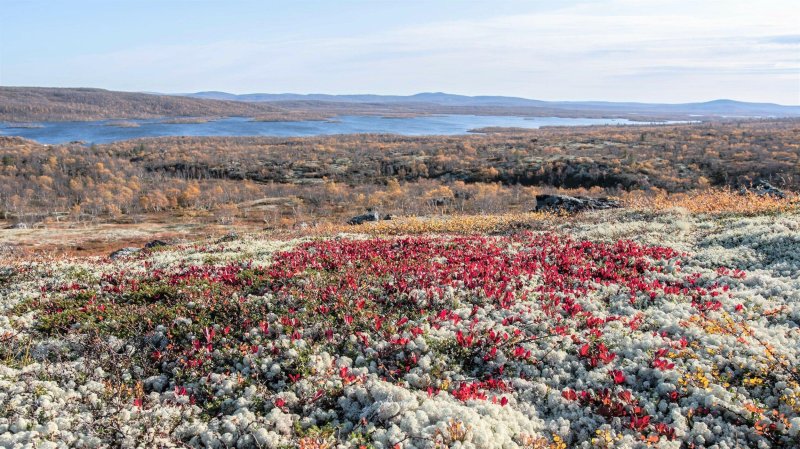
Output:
[1, 211, 799, 448]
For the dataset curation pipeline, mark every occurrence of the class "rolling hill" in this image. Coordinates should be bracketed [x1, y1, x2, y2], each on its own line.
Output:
[0, 87, 292, 122]
[187, 91, 800, 118]
[2, 87, 798, 122]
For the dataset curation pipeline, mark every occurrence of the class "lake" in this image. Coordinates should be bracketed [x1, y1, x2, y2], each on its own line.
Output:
[0, 115, 678, 144]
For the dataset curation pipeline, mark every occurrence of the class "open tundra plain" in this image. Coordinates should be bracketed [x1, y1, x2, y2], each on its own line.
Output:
[1, 206, 799, 448]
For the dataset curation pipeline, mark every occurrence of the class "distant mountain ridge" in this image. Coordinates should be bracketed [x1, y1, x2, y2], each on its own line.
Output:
[0, 87, 291, 122]
[2, 87, 798, 122]
[186, 91, 800, 117]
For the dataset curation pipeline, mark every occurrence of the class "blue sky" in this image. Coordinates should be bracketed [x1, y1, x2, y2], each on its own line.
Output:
[1, 0, 798, 103]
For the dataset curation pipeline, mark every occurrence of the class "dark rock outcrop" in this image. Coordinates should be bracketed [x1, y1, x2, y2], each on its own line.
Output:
[109, 247, 140, 259]
[534, 194, 621, 213]
[347, 211, 381, 225]
[347, 211, 393, 225]
[741, 180, 786, 199]
[144, 240, 168, 249]
[216, 232, 239, 243]
[111, 239, 168, 259]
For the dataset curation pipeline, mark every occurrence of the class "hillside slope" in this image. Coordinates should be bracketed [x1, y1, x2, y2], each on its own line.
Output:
[1, 209, 799, 448]
[0, 87, 291, 121]
[5, 87, 798, 123]
[188, 91, 800, 118]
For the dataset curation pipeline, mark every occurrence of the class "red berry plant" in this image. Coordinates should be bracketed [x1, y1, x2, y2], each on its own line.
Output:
[2, 228, 799, 448]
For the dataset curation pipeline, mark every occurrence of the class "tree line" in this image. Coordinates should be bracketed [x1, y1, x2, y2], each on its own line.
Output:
[1, 120, 798, 226]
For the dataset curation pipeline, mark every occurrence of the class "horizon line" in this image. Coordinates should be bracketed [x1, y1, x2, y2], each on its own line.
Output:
[3, 85, 799, 107]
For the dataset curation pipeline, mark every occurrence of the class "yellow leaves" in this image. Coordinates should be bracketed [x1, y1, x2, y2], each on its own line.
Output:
[519, 433, 566, 449]
[669, 348, 697, 362]
[624, 188, 796, 215]
[517, 434, 549, 449]
[696, 372, 710, 389]
[424, 185, 455, 201]
[687, 312, 758, 350]
[550, 434, 566, 449]
[592, 429, 613, 445]
[135, 380, 144, 399]
[101, 379, 143, 402]
[178, 181, 202, 207]
[434, 418, 471, 447]
[680, 367, 710, 389]
[687, 315, 729, 336]
[780, 385, 800, 412]
[590, 429, 622, 448]
[743, 376, 765, 387]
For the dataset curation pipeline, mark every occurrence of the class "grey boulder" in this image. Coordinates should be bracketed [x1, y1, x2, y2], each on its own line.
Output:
[534, 194, 621, 213]
[347, 211, 393, 225]
[741, 180, 786, 199]
[109, 247, 140, 259]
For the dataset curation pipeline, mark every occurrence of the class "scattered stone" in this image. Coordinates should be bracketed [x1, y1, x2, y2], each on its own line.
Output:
[346, 211, 393, 225]
[0, 266, 13, 282]
[740, 180, 786, 199]
[109, 247, 140, 259]
[347, 211, 381, 225]
[215, 232, 239, 243]
[534, 194, 621, 213]
[144, 240, 168, 249]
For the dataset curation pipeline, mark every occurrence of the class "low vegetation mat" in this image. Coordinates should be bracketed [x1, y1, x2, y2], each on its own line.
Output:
[1, 209, 799, 448]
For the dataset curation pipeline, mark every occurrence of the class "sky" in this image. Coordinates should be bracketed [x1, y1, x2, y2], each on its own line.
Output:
[1, 0, 799, 104]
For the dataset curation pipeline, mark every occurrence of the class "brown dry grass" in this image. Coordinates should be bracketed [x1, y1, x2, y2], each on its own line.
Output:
[2, 189, 796, 259]
[0, 219, 262, 259]
[311, 211, 558, 236]
[623, 188, 798, 215]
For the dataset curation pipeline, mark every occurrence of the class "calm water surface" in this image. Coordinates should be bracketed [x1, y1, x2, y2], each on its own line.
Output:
[0, 115, 678, 144]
